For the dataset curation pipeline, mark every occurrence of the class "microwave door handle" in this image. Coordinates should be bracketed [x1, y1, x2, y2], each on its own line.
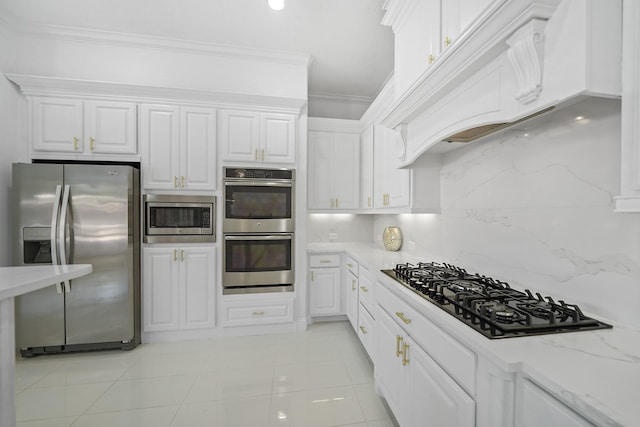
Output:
[59, 185, 71, 292]
[50, 185, 63, 294]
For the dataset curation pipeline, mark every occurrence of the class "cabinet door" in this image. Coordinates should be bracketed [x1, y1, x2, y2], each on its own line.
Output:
[375, 309, 407, 426]
[517, 380, 594, 427]
[143, 248, 180, 332]
[261, 113, 296, 164]
[408, 339, 475, 427]
[333, 133, 360, 209]
[374, 125, 411, 208]
[84, 100, 137, 154]
[361, 126, 374, 209]
[441, 0, 492, 51]
[180, 247, 215, 330]
[140, 104, 181, 190]
[346, 270, 358, 329]
[308, 131, 336, 209]
[220, 109, 260, 162]
[309, 267, 342, 316]
[181, 107, 217, 190]
[31, 97, 83, 152]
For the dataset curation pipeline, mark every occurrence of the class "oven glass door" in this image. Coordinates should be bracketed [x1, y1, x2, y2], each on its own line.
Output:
[224, 182, 293, 232]
[223, 234, 294, 288]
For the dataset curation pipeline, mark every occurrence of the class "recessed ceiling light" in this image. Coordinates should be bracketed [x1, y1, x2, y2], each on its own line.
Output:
[575, 116, 585, 121]
[267, 0, 286, 11]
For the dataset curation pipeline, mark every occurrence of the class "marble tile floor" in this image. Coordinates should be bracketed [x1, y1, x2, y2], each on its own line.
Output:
[14, 321, 398, 427]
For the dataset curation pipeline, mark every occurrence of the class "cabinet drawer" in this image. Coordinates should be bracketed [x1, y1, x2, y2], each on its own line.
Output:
[377, 283, 476, 394]
[309, 254, 341, 268]
[222, 299, 294, 327]
[358, 267, 375, 314]
[357, 302, 375, 358]
[345, 256, 359, 276]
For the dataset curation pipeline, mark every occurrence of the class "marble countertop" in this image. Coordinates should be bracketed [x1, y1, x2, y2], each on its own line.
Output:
[308, 242, 640, 427]
[0, 264, 93, 300]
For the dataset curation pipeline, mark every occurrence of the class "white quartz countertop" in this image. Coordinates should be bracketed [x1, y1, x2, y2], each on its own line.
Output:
[308, 242, 640, 427]
[0, 264, 93, 300]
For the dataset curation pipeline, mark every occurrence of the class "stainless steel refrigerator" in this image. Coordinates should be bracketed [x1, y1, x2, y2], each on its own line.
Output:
[12, 163, 141, 356]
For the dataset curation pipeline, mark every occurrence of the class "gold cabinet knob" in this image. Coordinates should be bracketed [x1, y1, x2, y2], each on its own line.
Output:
[428, 54, 435, 64]
[73, 137, 79, 150]
[89, 137, 95, 150]
[173, 249, 178, 261]
[174, 176, 178, 188]
[444, 36, 452, 48]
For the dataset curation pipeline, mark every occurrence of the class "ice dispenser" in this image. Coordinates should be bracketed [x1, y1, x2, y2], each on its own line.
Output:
[23, 227, 52, 264]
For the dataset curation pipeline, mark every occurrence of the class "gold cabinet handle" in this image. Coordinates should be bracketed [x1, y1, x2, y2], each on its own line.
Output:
[181, 176, 185, 188]
[73, 136, 79, 150]
[330, 198, 334, 209]
[89, 137, 95, 150]
[261, 148, 265, 161]
[311, 271, 315, 281]
[352, 279, 356, 291]
[173, 249, 177, 261]
[444, 36, 452, 48]
[368, 196, 372, 208]
[402, 343, 410, 366]
[174, 176, 178, 188]
[428, 54, 435, 64]
[180, 249, 184, 262]
[396, 312, 411, 325]
[347, 263, 353, 268]
[396, 335, 403, 357]
[255, 149, 258, 161]
[360, 286, 368, 293]
[252, 311, 265, 316]
[319, 260, 331, 264]
[359, 326, 367, 335]
[335, 198, 339, 208]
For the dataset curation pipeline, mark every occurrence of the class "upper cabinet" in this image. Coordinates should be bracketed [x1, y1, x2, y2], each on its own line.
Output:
[30, 97, 137, 156]
[220, 109, 297, 165]
[140, 104, 216, 191]
[616, 0, 640, 212]
[308, 118, 361, 210]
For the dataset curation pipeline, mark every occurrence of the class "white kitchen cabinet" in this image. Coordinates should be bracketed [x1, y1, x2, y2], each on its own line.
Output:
[345, 257, 359, 329]
[373, 125, 410, 209]
[441, 0, 492, 53]
[308, 253, 342, 317]
[140, 104, 216, 191]
[308, 130, 360, 210]
[516, 379, 595, 427]
[376, 307, 475, 427]
[220, 109, 296, 164]
[31, 97, 136, 155]
[222, 296, 294, 327]
[360, 125, 375, 209]
[143, 246, 215, 332]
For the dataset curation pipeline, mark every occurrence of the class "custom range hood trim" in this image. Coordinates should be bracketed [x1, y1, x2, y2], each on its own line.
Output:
[381, 0, 622, 166]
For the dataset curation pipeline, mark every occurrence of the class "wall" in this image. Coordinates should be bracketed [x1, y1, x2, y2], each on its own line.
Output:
[0, 22, 29, 267]
[374, 97, 640, 328]
[307, 214, 373, 243]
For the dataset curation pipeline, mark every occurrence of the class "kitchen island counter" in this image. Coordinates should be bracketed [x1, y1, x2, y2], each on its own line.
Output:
[0, 264, 92, 427]
[308, 242, 640, 427]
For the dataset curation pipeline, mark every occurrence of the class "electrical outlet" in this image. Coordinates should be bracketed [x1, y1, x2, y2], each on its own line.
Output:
[329, 232, 338, 240]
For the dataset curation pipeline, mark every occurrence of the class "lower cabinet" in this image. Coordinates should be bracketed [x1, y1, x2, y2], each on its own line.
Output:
[376, 307, 475, 427]
[308, 253, 342, 317]
[345, 257, 359, 328]
[222, 297, 294, 327]
[142, 246, 215, 332]
[516, 379, 595, 427]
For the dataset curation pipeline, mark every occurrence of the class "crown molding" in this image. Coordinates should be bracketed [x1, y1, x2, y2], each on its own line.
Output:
[5, 73, 307, 114]
[8, 19, 312, 68]
[308, 91, 374, 105]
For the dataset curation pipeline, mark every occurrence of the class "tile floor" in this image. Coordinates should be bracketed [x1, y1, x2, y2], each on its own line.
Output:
[14, 321, 398, 427]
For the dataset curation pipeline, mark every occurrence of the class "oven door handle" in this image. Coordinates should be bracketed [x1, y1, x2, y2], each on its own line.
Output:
[224, 234, 292, 241]
[224, 181, 293, 188]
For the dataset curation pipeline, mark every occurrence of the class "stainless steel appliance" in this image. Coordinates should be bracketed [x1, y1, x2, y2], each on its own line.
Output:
[223, 167, 294, 233]
[12, 162, 141, 356]
[222, 167, 295, 294]
[144, 194, 215, 243]
[384, 262, 612, 339]
[223, 233, 294, 294]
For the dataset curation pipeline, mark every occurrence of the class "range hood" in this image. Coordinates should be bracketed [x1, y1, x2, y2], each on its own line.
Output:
[381, 0, 622, 166]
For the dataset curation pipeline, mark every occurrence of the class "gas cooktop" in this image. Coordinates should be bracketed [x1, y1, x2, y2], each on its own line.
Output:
[382, 262, 612, 339]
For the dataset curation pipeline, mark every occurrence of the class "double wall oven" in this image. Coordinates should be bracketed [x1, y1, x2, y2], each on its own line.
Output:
[223, 167, 295, 294]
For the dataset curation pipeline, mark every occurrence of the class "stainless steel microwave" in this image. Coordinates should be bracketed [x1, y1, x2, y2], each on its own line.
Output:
[144, 194, 215, 243]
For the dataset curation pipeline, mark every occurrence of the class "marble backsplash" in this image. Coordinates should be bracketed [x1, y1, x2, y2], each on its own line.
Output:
[374, 98, 640, 328]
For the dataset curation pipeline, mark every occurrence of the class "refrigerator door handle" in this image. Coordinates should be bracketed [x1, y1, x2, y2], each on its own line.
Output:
[50, 185, 63, 294]
[59, 185, 71, 292]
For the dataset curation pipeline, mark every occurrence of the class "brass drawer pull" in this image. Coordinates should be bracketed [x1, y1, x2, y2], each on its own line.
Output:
[360, 286, 368, 293]
[395, 335, 403, 357]
[396, 312, 411, 324]
[252, 311, 265, 316]
[359, 326, 367, 335]
[402, 343, 410, 366]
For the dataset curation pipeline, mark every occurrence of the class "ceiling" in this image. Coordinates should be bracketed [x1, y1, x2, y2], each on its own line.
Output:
[0, 0, 395, 111]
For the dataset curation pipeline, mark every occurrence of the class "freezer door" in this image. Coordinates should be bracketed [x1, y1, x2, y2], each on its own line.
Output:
[63, 164, 137, 345]
[12, 163, 66, 349]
